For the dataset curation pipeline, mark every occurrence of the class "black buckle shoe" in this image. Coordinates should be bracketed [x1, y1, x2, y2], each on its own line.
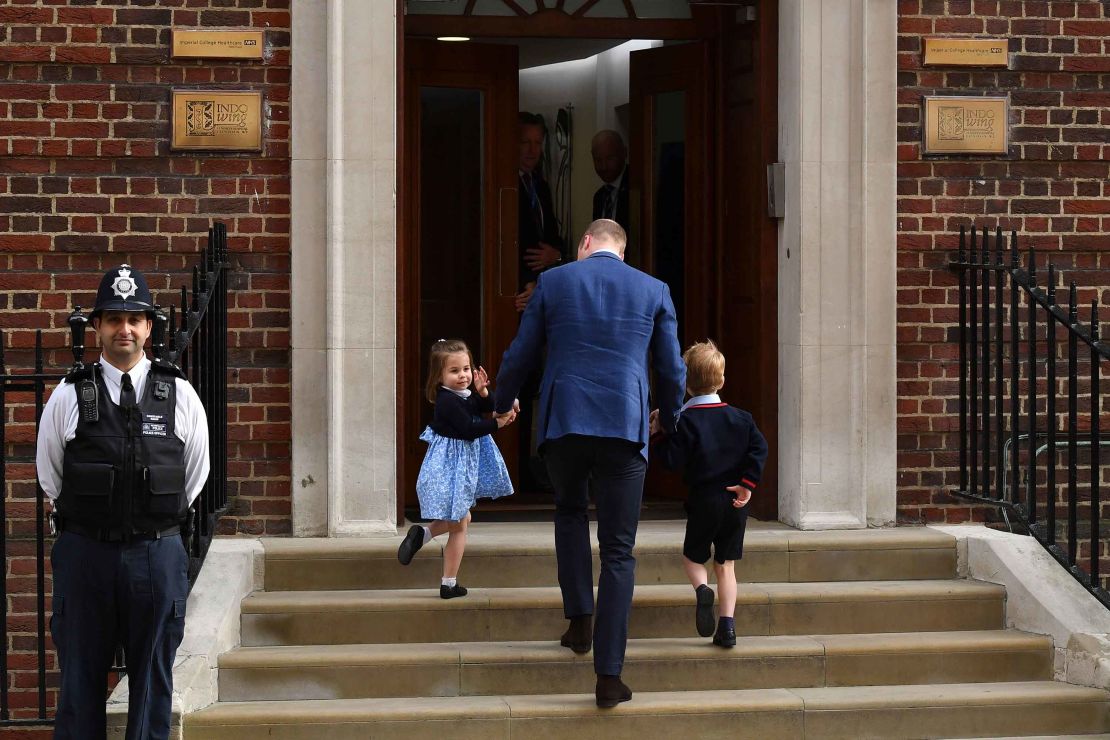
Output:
[397, 525, 424, 565]
[595, 674, 632, 708]
[440, 583, 468, 599]
[712, 624, 736, 648]
[695, 584, 716, 637]
[559, 614, 592, 654]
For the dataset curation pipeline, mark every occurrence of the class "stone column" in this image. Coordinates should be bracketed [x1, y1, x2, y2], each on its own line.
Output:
[291, 1, 398, 536]
[777, 0, 898, 529]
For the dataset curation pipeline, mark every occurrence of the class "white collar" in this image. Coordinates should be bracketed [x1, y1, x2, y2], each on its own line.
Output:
[442, 385, 471, 399]
[98, 354, 150, 385]
[681, 393, 721, 411]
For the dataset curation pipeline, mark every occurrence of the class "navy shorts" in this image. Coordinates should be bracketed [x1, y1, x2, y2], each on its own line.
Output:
[683, 490, 750, 564]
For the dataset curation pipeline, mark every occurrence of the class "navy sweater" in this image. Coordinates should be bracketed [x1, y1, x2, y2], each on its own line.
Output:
[429, 388, 497, 441]
[656, 402, 769, 495]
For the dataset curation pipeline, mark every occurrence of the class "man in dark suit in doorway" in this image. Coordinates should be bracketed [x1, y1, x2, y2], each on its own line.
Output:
[494, 219, 686, 708]
[517, 112, 564, 311]
[590, 130, 630, 232]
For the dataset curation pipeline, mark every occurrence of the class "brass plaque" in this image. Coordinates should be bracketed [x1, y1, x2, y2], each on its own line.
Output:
[171, 90, 263, 151]
[922, 96, 1008, 155]
[923, 37, 1009, 67]
[172, 29, 264, 60]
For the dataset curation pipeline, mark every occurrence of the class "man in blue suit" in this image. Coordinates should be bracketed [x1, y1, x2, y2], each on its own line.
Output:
[494, 219, 686, 707]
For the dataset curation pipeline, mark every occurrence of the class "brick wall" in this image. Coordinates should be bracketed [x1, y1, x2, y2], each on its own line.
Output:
[0, 0, 291, 724]
[896, 0, 1110, 539]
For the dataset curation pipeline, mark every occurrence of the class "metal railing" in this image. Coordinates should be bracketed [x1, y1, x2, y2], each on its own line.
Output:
[0, 222, 231, 726]
[950, 225, 1109, 610]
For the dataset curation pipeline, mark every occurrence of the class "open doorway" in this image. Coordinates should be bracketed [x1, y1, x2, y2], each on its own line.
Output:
[398, 4, 778, 522]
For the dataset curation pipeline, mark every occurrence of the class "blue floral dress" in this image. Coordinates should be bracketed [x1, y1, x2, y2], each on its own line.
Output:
[416, 387, 513, 521]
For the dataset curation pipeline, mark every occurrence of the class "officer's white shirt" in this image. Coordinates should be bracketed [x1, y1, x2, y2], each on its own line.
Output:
[36, 355, 211, 504]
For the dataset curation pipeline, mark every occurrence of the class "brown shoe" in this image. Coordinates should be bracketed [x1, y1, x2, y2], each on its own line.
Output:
[595, 674, 632, 708]
[560, 614, 592, 654]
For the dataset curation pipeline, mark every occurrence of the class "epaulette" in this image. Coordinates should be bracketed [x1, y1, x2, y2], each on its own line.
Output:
[150, 358, 187, 380]
[63, 363, 98, 384]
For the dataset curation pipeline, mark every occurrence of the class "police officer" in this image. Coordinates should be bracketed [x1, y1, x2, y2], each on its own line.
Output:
[36, 264, 210, 740]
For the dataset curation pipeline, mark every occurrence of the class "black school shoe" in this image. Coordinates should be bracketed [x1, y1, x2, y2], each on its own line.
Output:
[712, 623, 736, 648]
[695, 584, 716, 637]
[440, 583, 468, 599]
[397, 525, 424, 565]
[595, 674, 632, 708]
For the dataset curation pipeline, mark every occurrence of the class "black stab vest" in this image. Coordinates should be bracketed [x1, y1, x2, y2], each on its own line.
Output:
[58, 364, 188, 534]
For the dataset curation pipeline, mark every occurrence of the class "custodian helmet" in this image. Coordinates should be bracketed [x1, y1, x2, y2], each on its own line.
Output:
[91, 264, 155, 318]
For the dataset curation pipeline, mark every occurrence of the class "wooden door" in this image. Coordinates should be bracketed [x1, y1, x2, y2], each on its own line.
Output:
[715, 8, 778, 521]
[630, 42, 714, 503]
[400, 39, 521, 515]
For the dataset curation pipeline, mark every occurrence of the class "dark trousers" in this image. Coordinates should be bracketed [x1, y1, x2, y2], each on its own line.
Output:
[51, 530, 188, 740]
[543, 435, 647, 676]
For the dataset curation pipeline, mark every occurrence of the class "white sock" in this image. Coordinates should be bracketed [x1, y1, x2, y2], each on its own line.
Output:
[442, 577, 456, 587]
[422, 526, 433, 543]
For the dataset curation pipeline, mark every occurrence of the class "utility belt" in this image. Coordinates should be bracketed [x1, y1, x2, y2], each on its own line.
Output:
[56, 517, 181, 543]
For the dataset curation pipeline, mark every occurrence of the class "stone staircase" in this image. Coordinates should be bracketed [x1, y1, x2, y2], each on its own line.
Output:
[184, 522, 1110, 739]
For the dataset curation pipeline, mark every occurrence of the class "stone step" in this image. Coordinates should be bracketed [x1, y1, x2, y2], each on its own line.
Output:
[260, 524, 957, 591]
[184, 681, 1110, 739]
[240, 580, 1005, 647]
[218, 629, 1051, 701]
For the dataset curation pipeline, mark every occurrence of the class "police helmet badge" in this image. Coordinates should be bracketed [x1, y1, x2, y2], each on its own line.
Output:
[111, 266, 138, 300]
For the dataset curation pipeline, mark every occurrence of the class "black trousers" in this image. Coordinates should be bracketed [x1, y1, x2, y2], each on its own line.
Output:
[543, 435, 646, 676]
[51, 530, 188, 740]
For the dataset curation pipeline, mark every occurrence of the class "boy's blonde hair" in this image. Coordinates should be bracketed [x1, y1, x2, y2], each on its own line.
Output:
[683, 340, 725, 395]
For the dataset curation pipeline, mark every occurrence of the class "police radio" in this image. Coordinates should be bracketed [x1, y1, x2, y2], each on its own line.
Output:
[67, 307, 99, 423]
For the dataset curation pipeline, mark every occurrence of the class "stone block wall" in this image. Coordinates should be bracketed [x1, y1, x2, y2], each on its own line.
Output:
[0, 0, 291, 725]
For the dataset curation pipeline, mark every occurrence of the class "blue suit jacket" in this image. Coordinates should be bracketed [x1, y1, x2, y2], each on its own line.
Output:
[494, 251, 686, 459]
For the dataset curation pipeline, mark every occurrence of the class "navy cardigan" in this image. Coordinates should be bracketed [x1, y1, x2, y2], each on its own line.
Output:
[429, 388, 497, 441]
[656, 402, 768, 495]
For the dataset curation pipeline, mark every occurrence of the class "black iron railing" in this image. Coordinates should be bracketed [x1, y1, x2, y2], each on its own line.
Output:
[0, 222, 231, 726]
[950, 225, 1109, 610]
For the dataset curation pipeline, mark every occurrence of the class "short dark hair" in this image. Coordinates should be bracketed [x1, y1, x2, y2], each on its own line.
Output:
[518, 111, 545, 130]
[424, 338, 474, 404]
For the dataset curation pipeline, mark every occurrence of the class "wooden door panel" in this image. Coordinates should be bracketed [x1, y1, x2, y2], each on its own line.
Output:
[400, 40, 520, 514]
[630, 42, 713, 502]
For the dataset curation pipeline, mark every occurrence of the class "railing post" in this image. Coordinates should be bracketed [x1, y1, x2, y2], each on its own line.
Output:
[0, 330, 7, 722]
[958, 225, 968, 492]
[34, 330, 47, 718]
[981, 226, 992, 500]
[1009, 231, 1020, 505]
[1047, 264, 1057, 547]
[970, 227, 980, 497]
[1091, 299, 1101, 588]
[994, 227, 1005, 501]
[1027, 247, 1038, 522]
[1067, 283, 1078, 567]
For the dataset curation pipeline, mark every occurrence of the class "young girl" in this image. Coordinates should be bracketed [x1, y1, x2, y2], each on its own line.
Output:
[396, 339, 515, 598]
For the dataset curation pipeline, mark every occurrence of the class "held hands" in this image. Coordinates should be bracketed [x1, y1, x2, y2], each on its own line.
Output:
[514, 282, 536, 312]
[524, 242, 562, 271]
[726, 485, 753, 508]
[648, 409, 661, 436]
[473, 366, 490, 397]
[494, 398, 521, 428]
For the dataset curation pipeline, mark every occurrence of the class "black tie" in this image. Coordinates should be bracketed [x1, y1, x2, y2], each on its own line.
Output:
[604, 184, 616, 219]
[120, 372, 136, 412]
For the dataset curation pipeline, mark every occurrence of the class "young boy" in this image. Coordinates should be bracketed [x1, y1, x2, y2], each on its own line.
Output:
[651, 340, 768, 647]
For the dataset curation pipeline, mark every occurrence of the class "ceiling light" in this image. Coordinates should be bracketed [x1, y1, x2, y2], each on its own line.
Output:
[437, 36, 470, 42]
